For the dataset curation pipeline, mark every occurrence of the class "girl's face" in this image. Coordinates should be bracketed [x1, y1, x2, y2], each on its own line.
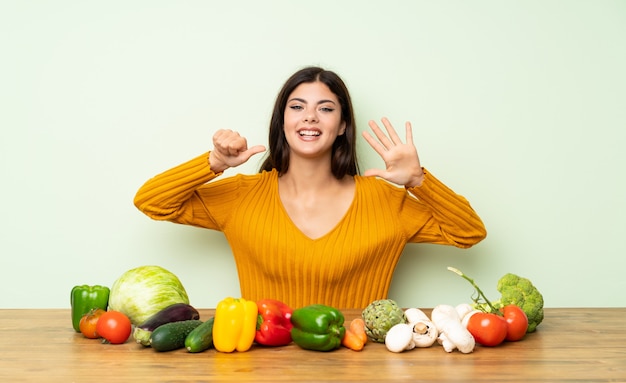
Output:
[283, 81, 346, 159]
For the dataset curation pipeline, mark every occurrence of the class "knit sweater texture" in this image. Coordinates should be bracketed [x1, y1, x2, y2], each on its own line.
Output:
[134, 153, 486, 309]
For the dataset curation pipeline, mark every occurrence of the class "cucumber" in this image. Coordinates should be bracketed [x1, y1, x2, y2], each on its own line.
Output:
[185, 317, 215, 353]
[149, 320, 203, 352]
[134, 303, 200, 346]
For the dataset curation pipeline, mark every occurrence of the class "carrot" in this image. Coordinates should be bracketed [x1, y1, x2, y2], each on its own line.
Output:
[341, 318, 368, 351]
[349, 318, 368, 344]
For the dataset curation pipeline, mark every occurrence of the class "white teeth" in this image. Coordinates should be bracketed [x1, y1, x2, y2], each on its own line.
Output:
[299, 130, 320, 136]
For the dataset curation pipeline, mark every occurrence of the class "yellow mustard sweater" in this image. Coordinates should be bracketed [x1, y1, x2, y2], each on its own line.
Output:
[134, 153, 486, 309]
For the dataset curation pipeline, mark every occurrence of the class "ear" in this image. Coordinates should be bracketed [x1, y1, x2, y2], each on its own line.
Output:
[339, 121, 347, 136]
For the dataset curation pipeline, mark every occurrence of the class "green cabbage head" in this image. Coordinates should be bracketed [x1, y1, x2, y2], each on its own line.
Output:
[108, 265, 190, 325]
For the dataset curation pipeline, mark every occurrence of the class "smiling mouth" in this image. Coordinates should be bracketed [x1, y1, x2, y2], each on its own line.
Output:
[298, 129, 321, 137]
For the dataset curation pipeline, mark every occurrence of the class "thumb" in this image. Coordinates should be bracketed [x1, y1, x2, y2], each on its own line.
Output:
[243, 145, 266, 159]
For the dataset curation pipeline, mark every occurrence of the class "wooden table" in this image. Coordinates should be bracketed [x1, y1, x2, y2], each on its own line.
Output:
[0, 308, 624, 382]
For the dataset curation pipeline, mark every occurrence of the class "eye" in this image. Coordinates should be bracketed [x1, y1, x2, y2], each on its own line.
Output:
[289, 105, 303, 110]
[320, 107, 335, 113]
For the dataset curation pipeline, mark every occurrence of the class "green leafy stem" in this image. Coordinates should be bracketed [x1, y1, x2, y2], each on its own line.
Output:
[447, 266, 500, 315]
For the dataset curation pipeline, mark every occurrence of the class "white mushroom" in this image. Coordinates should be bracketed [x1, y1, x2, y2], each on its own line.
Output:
[404, 308, 438, 348]
[431, 304, 475, 354]
[384, 323, 416, 353]
[455, 303, 474, 319]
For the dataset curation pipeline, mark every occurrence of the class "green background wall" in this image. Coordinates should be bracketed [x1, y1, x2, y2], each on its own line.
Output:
[2, 0, 625, 308]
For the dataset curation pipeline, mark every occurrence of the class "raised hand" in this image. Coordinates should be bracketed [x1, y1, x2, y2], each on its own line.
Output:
[362, 118, 424, 187]
[209, 129, 266, 173]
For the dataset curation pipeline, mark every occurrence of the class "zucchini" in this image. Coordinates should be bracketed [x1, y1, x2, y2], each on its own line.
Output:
[149, 320, 202, 352]
[133, 303, 200, 346]
[185, 317, 215, 353]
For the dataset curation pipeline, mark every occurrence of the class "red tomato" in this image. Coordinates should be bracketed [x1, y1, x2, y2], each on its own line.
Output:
[502, 305, 528, 341]
[96, 311, 132, 344]
[79, 308, 105, 339]
[467, 312, 508, 346]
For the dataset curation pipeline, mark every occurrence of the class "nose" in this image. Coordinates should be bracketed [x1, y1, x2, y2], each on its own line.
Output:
[304, 110, 318, 122]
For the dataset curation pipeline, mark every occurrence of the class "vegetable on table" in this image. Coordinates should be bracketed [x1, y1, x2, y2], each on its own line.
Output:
[96, 310, 132, 344]
[133, 303, 200, 346]
[448, 267, 532, 340]
[341, 318, 368, 351]
[431, 304, 475, 354]
[448, 267, 543, 333]
[455, 303, 478, 323]
[108, 265, 190, 325]
[361, 299, 407, 343]
[185, 317, 215, 353]
[79, 308, 105, 339]
[502, 304, 529, 341]
[385, 323, 416, 353]
[150, 319, 203, 352]
[465, 311, 508, 347]
[70, 285, 110, 332]
[494, 273, 543, 333]
[255, 299, 293, 347]
[384, 308, 438, 353]
[404, 308, 438, 348]
[290, 304, 346, 352]
[213, 297, 258, 353]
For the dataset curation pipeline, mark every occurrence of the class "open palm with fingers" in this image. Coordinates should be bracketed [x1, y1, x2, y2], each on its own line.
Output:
[362, 118, 424, 187]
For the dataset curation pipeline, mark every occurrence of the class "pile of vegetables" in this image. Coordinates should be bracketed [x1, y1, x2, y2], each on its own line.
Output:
[360, 267, 544, 354]
[72, 265, 194, 346]
[71, 265, 544, 355]
[462, 269, 545, 333]
[435, 266, 545, 349]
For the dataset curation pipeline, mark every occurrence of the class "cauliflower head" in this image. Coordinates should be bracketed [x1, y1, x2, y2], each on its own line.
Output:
[496, 273, 544, 332]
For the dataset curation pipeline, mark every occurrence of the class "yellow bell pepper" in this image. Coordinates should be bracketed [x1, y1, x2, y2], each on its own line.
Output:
[213, 297, 258, 352]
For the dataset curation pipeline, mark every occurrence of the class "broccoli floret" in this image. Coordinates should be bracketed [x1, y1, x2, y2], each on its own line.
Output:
[494, 273, 544, 332]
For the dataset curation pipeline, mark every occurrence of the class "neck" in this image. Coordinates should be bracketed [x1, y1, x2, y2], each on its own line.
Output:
[280, 156, 339, 191]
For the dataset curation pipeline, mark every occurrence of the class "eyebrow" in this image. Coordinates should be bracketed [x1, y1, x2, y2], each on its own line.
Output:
[288, 97, 337, 105]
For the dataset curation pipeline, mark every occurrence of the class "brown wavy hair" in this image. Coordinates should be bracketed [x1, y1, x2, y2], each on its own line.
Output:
[259, 66, 359, 178]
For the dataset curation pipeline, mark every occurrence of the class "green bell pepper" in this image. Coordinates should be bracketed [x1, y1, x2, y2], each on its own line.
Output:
[290, 304, 346, 351]
[70, 285, 110, 332]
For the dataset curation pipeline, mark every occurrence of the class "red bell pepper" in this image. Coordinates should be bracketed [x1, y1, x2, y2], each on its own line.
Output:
[255, 299, 293, 346]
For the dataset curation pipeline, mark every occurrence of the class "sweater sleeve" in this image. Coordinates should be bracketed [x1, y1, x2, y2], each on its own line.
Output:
[404, 168, 487, 248]
[133, 152, 226, 229]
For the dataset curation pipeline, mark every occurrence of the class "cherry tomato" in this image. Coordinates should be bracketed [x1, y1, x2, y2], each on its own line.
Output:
[79, 308, 105, 339]
[466, 312, 507, 346]
[502, 305, 528, 341]
[96, 310, 132, 344]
